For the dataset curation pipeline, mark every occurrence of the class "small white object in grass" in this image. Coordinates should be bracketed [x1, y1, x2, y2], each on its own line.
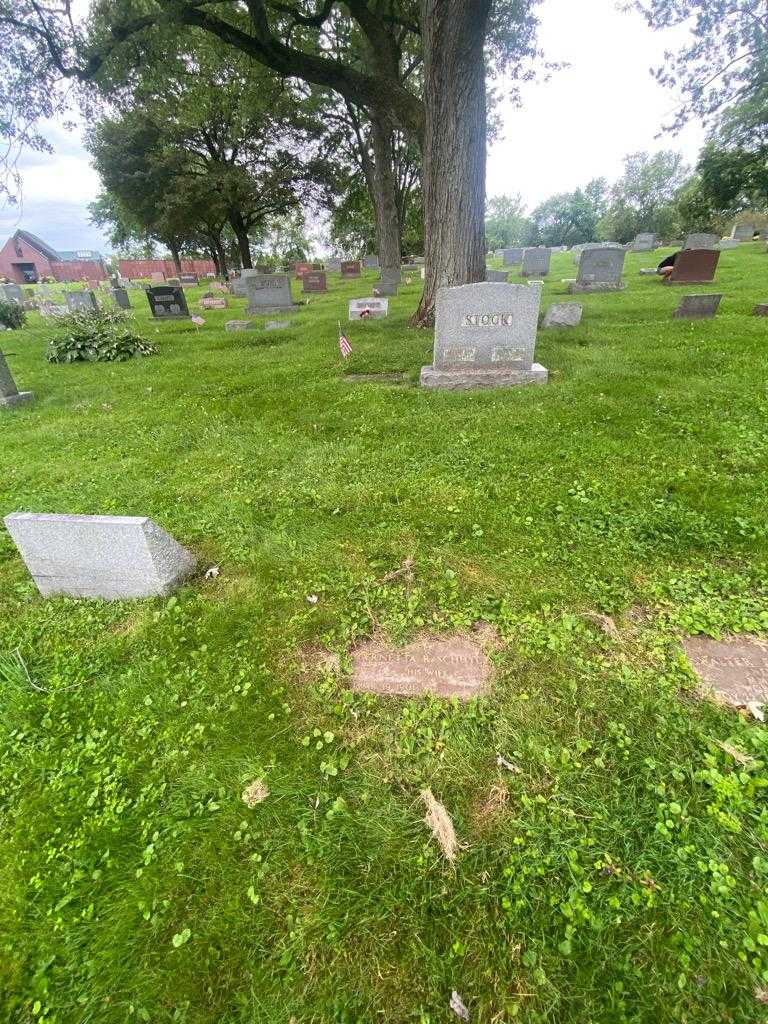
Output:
[421, 788, 459, 862]
[450, 991, 470, 1021]
[496, 753, 522, 774]
[242, 780, 269, 807]
[204, 565, 220, 580]
[306, 594, 319, 605]
[747, 701, 765, 722]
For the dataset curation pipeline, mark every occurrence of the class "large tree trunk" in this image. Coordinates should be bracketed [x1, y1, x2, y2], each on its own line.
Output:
[412, 0, 491, 326]
[169, 241, 182, 273]
[229, 211, 253, 269]
[369, 111, 402, 281]
[215, 239, 228, 278]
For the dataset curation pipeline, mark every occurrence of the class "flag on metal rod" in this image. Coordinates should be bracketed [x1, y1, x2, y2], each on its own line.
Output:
[191, 315, 205, 328]
[338, 321, 352, 359]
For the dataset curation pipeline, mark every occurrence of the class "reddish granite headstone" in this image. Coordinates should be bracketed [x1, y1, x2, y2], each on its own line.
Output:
[665, 249, 720, 285]
[340, 260, 361, 278]
[351, 635, 492, 700]
[302, 271, 327, 293]
[294, 261, 312, 277]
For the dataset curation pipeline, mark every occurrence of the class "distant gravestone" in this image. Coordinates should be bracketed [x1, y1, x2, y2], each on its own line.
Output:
[717, 239, 739, 251]
[200, 297, 227, 309]
[420, 281, 547, 390]
[146, 286, 190, 319]
[665, 249, 720, 285]
[631, 233, 657, 251]
[302, 271, 327, 293]
[294, 261, 312, 278]
[111, 287, 131, 310]
[731, 223, 755, 241]
[326, 258, 342, 272]
[349, 297, 388, 320]
[485, 269, 509, 282]
[684, 635, 768, 708]
[1, 283, 23, 304]
[363, 254, 379, 269]
[673, 293, 722, 319]
[340, 260, 361, 278]
[521, 248, 551, 277]
[245, 274, 298, 314]
[150, 272, 165, 283]
[65, 291, 98, 313]
[376, 269, 401, 296]
[265, 320, 291, 330]
[683, 232, 719, 250]
[502, 248, 523, 266]
[4, 513, 197, 600]
[543, 302, 583, 327]
[179, 273, 199, 285]
[225, 320, 254, 331]
[569, 247, 626, 293]
[0, 351, 33, 408]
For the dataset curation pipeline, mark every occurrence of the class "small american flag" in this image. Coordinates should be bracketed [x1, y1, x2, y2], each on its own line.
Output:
[338, 322, 352, 358]
[191, 315, 205, 327]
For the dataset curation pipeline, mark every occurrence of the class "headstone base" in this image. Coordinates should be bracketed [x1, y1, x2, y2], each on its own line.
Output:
[420, 363, 548, 391]
[567, 281, 626, 293]
[0, 391, 34, 409]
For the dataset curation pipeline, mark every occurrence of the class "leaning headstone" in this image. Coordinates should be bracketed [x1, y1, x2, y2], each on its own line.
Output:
[521, 248, 551, 278]
[665, 249, 720, 285]
[245, 274, 298, 314]
[340, 260, 361, 279]
[225, 320, 254, 331]
[420, 281, 547, 390]
[302, 271, 327, 293]
[631, 233, 657, 251]
[65, 291, 99, 313]
[146, 286, 190, 318]
[673, 293, 722, 320]
[179, 273, 199, 285]
[363, 254, 379, 269]
[485, 269, 509, 282]
[569, 247, 626, 293]
[683, 232, 719, 250]
[543, 302, 583, 328]
[731, 223, 755, 241]
[349, 297, 388, 320]
[1, 283, 23, 304]
[0, 351, 33, 408]
[4, 513, 197, 600]
[111, 287, 131, 310]
[753, 303, 768, 316]
[502, 248, 523, 266]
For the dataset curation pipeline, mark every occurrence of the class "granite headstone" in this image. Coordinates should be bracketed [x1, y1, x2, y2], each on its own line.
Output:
[245, 274, 297, 314]
[665, 249, 720, 284]
[569, 247, 626, 292]
[673, 293, 722, 319]
[146, 286, 190, 318]
[521, 248, 551, 277]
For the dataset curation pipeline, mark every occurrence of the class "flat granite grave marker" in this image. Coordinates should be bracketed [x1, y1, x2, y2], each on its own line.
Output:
[245, 274, 298, 314]
[731, 223, 755, 241]
[521, 247, 551, 277]
[502, 248, 523, 266]
[683, 232, 719, 250]
[201, 297, 227, 309]
[65, 291, 99, 313]
[351, 634, 492, 700]
[147, 286, 190, 318]
[340, 260, 361, 278]
[302, 271, 327, 293]
[111, 287, 131, 310]
[420, 280, 547, 390]
[0, 351, 33, 408]
[225, 320, 254, 331]
[569, 247, 626, 293]
[717, 239, 739, 251]
[683, 635, 768, 708]
[543, 302, 583, 327]
[673, 293, 722, 319]
[349, 297, 389, 320]
[4, 513, 197, 600]
[665, 249, 720, 285]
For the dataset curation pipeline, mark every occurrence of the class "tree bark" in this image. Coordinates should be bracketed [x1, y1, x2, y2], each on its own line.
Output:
[168, 241, 182, 273]
[229, 210, 253, 268]
[369, 111, 402, 278]
[412, 0, 491, 326]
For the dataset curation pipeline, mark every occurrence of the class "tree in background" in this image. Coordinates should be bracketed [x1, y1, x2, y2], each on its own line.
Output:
[598, 151, 689, 242]
[526, 179, 608, 246]
[484, 194, 529, 249]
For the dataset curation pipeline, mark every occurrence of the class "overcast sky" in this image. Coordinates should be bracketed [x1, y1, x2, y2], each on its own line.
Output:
[0, 0, 705, 255]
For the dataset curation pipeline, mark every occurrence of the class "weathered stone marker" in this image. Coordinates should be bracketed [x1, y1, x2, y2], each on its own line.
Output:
[326, 258, 342, 272]
[363, 254, 379, 269]
[631, 232, 657, 251]
[684, 635, 768, 708]
[753, 303, 768, 316]
[1, 283, 23, 304]
[543, 302, 583, 327]
[349, 297, 389, 320]
[420, 281, 547, 390]
[225, 320, 254, 331]
[683, 232, 719, 250]
[731, 223, 755, 241]
[65, 291, 99, 313]
[351, 634, 492, 699]
[302, 271, 327, 293]
[485, 269, 509, 282]
[672, 294, 722, 319]
[501, 248, 523, 266]
[665, 249, 720, 285]
[4, 513, 197, 600]
[294, 261, 312, 277]
[111, 287, 131, 310]
[569, 247, 626, 293]
[147, 286, 190, 318]
[245, 274, 298, 314]
[521, 247, 551, 277]
[0, 351, 33, 408]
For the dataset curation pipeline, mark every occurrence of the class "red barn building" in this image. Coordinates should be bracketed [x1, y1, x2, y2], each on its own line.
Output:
[0, 230, 108, 283]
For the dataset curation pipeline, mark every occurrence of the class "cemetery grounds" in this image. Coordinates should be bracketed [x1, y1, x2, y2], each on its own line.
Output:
[2, 246, 768, 1023]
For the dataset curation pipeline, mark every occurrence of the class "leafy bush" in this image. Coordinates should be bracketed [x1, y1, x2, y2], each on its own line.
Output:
[0, 299, 26, 330]
[46, 309, 157, 363]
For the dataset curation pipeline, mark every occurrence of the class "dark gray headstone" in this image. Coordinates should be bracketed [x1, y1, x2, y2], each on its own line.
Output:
[376, 269, 401, 296]
[111, 287, 131, 310]
[569, 247, 626, 292]
[631, 233, 657, 251]
[0, 350, 33, 408]
[672, 293, 722, 319]
[521, 248, 551, 277]
[146, 286, 190, 319]
[502, 248, 523, 266]
[485, 269, 509, 282]
[363, 255, 379, 269]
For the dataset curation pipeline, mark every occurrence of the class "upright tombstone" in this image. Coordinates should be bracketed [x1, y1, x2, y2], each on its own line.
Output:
[683, 232, 719, 250]
[521, 248, 551, 278]
[569, 247, 626, 293]
[631, 233, 657, 251]
[1, 283, 23, 305]
[231, 270, 258, 297]
[673, 294, 722, 320]
[4, 513, 197, 600]
[302, 271, 327, 293]
[179, 273, 199, 286]
[485, 269, 509, 282]
[340, 260, 361, 279]
[349, 297, 388, 320]
[65, 291, 99, 313]
[245, 273, 298, 314]
[665, 249, 720, 285]
[0, 350, 33, 408]
[111, 287, 131, 310]
[146, 285, 190, 318]
[731, 223, 755, 241]
[377, 269, 401, 296]
[420, 281, 547, 390]
[363, 254, 379, 269]
[294, 261, 312, 278]
[502, 248, 524, 266]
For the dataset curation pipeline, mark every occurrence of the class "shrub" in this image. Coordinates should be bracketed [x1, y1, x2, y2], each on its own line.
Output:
[0, 299, 26, 330]
[47, 309, 157, 363]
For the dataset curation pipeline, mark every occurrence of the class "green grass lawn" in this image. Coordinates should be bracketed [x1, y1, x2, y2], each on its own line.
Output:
[3, 247, 768, 1023]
